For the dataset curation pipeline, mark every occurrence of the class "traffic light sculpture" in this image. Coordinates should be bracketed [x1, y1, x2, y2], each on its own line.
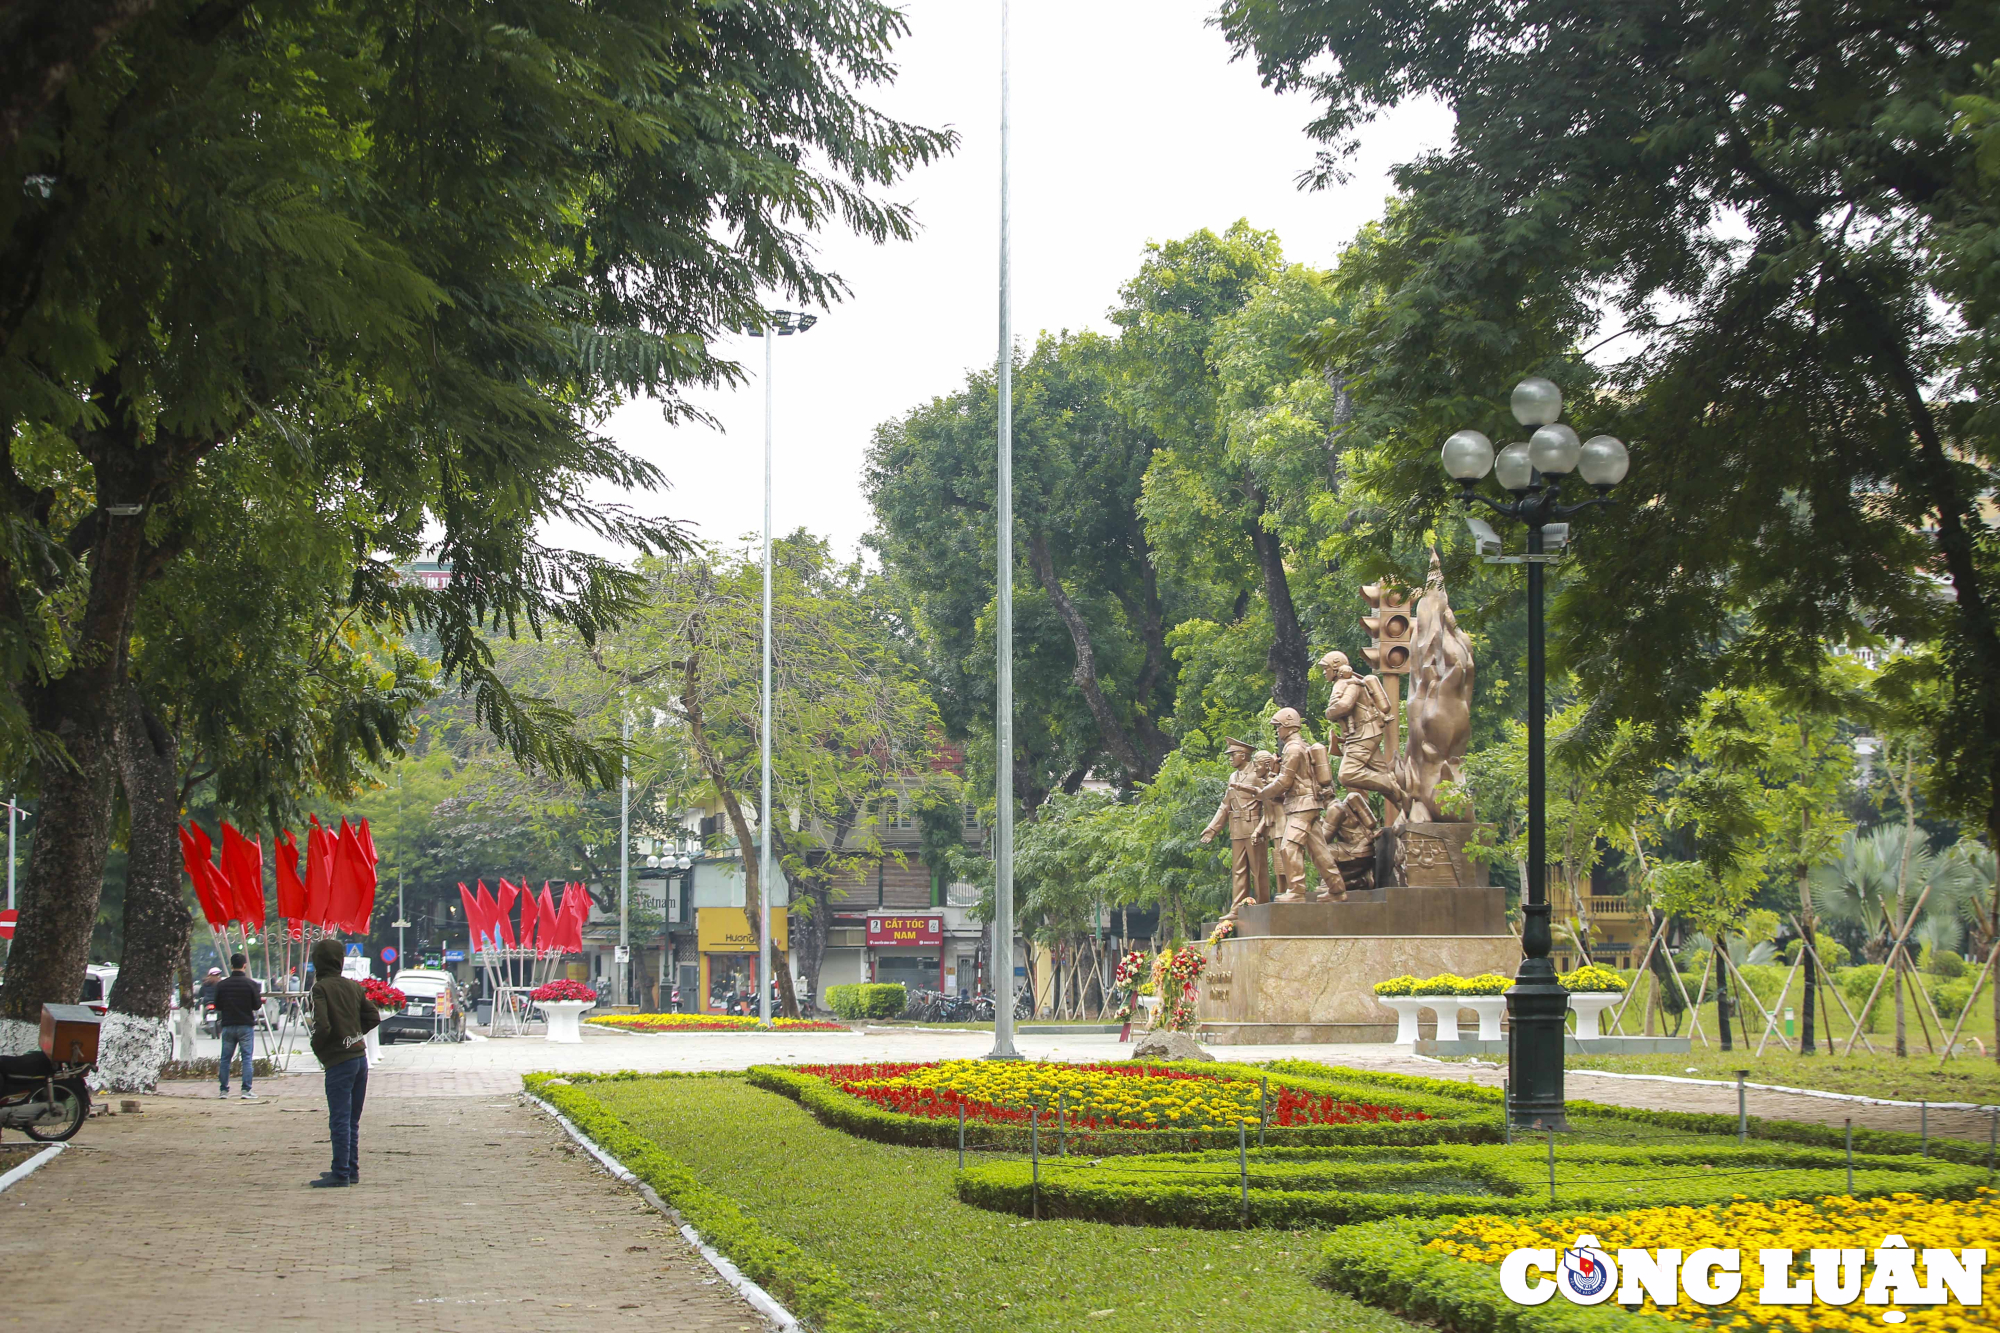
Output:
[1358, 581, 1413, 760]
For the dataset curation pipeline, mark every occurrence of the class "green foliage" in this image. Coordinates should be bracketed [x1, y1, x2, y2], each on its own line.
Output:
[1924, 946, 1970, 979]
[524, 1074, 881, 1333]
[1935, 977, 1978, 1022]
[822, 983, 907, 1020]
[956, 1142, 1986, 1229]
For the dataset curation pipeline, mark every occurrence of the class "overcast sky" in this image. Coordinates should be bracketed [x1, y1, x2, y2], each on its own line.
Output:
[565, 1, 1452, 562]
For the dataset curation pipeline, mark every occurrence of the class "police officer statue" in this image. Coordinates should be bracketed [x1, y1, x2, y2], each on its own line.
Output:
[1257, 707, 1349, 902]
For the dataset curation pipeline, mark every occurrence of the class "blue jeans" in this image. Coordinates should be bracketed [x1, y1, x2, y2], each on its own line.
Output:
[324, 1056, 368, 1181]
[218, 1025, 254, 1092]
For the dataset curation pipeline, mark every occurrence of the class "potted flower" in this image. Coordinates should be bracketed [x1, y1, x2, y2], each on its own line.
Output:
[1452, 973, 1511, 1041]
[530, 979, 599, 1044]
[1371, 974, 1427, 1045]
[360, 978, 406, 1063]
[1559, 964, 1627, 1040]
[1112, 950, 1148, 1041]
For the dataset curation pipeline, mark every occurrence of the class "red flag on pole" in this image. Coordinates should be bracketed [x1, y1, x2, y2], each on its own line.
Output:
[494, 880, 519, 948]
[304, 818, 333, 928]
[536, 883, 560, 955]
[458, 883, 483, 947]
[274, 829, 307, 922]
[220, 823, 266, 927]
[357, 817, 379, 868]
[331, 819, 374, 933]
[474, 881, 500, 950]
[516, 880, 539, 953]
[179, 824, 231, 927]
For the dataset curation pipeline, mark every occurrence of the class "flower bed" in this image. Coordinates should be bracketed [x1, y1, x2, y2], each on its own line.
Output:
[1401, 1190, 1999, 1330]
[531, 978, 598, 1003]
[955, 1141, 1987, 1230]
[748, 1058, 1494, 1153]
[1375, 972, 1513, 996]
[588, 1013, 848, 1033]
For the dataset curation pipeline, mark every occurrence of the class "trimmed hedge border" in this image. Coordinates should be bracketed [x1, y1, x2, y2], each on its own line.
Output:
[823, 983, 907, 1019]
[524, 1072, 883, 1333]
[745, 1058, 1505, 1155]
[1318, 1216, 1635, 1333]
[1263, 1059, 2000, 1167]
[954, 1141, 1990, 1228]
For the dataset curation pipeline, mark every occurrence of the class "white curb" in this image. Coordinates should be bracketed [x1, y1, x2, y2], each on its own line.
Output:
[0, 1143, 65, 1194]
[1567, 1067, 2000, 1113]
[523, 1090, 802, 1332]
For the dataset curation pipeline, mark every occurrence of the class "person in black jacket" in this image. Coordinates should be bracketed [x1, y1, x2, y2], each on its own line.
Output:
[307, 937, 379, 1186]
[213, 955, 263, 1100]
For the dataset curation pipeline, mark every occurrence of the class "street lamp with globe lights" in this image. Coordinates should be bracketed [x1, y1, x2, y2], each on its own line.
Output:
[1440, 377, 1628, 1131]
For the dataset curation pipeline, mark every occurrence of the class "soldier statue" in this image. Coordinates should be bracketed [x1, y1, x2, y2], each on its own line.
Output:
[1257, 707, 1349, 902]
[1199, 737, 1275, 920]
[1320, 650, 1405, 822]
[1322, 790, 1381, 894]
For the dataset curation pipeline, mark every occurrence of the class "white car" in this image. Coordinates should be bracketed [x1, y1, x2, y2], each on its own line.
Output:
[80, 964, 118, 1016]
[381, 968, 465, 1043]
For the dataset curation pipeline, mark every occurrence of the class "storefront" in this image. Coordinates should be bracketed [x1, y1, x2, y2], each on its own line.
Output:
[696, 906, 789, 1013]
[866, 912, 944, 994]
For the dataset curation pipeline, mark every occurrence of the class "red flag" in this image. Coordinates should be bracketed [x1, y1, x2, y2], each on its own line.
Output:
[357, 817, 379, 867]
[304, 818, 333, 927]
[331, 819, 374, 933]
[474, 881, 500, 950]
[559, 883, 587, 953]
[220, 823, 266, 927]
[536, 883, 560, 955]
[458, 883, 483, 947]
[494, 880, 519, 948]
[516, 880, 539, 952]
[178, 824, 231, 927]
[274, 830, 307, 921]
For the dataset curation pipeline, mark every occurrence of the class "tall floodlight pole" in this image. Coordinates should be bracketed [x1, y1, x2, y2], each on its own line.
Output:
[750, 309, 815, 1028]
[987, 0, 1020, 1061]
[619, 710, 631, 1008]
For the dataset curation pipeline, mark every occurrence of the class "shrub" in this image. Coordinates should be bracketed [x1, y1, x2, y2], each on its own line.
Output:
[1922, 946, 1969, 979]
[954, 1141, 1987, 1229]
[1372, 974, 1420, 996]
[1933, 977, 1976, 1021]
[1452, 973, 1510, 996]
[1558, 964, 1626, 993]
[1409, 974, 1461, 996]
[1733, 962, 1788, 1006]
[1840, 964, 1887, 1030]
[822, 983, 907, 1019]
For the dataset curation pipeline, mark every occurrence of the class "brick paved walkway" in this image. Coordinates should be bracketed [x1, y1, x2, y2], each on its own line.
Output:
[0, 1092, 770, 1331]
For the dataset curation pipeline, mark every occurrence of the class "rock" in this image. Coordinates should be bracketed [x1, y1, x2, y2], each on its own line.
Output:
[1129, 1029, 1214, 1062]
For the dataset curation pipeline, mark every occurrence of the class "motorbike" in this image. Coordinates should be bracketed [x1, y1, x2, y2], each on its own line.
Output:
[0, 1050, 91, 1142]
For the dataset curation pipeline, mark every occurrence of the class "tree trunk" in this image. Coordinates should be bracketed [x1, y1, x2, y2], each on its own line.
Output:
[1716, 947, 1733, 1051]
[1247, 505, 1309, 715]
[0, 382, 172, 1030]
[1027, 529, 1155, 780]
[1798, 913, 1818, 1056]
[98, 685, 187, 1090]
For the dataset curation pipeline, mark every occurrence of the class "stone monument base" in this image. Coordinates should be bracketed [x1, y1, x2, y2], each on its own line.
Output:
[1198, 928, 1520, 1045]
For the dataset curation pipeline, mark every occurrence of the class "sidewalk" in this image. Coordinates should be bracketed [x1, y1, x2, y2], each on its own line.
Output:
[0, 1090, 770, 1331]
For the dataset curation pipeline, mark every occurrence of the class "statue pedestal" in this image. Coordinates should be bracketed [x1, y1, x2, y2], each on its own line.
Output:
[1385, 822, 1491, 888]
[1199, 889, 1519, 1045]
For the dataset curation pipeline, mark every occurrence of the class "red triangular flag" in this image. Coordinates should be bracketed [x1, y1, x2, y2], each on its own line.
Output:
[331, 819, 373, 934]
[494, 880, 519, 948]
[474, 881, 499, 950]
[563, 883, 588, 953]
[221, 823, 266, 927]
[357, 817, 379, 867]
[536, 883, 560, 955]
[179, 825, 230, 927]
[304, 818, 333, 927]
[274, 830, 307, 921]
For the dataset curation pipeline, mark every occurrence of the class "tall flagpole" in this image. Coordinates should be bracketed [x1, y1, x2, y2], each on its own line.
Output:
[759, 325, 775, 1029]
[988, 0, 1020, 1061]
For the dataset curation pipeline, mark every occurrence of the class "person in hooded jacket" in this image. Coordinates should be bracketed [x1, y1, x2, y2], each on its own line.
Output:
[307, 938, 379, 1187]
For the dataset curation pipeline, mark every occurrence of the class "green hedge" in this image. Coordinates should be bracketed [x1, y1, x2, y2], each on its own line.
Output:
[523, 1073, 883, 1333]
[746, 1059, 1503, 1155]
[1318, 1216, 1634, 1333]
[1260, 1059, 2000, 1168]
[822, 983, 907, 1019]
[954, 1140, 1989, 1229]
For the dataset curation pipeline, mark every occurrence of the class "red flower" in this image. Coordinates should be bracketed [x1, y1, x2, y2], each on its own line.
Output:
[531, 979, 599, 1003]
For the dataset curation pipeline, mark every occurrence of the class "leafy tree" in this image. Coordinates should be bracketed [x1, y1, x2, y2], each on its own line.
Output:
[0, 0, 952, 1024]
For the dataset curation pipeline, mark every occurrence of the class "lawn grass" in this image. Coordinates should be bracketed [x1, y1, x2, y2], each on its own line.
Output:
[1564, 1048, 2000, 1103]
[584, 1074, 1419, 1333]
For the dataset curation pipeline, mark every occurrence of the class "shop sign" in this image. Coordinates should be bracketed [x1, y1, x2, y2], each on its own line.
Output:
[697, 907, 789, 953]
[867, 914, 942, 947]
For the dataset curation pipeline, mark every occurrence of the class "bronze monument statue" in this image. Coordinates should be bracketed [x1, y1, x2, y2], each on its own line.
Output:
[1323, 790, 1381, 894]
[1394, 550, 1476, 824]
[1257, 707, 1347, 902]
[1321, 650, 1405, 821]
[1200, 737, 1274, 920]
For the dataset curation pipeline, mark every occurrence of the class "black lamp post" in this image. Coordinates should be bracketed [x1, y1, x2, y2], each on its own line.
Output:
[1440, 377, 1629, 1130]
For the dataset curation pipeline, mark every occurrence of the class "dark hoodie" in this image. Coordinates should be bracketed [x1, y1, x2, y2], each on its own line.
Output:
[309, 938, 379, 1068]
